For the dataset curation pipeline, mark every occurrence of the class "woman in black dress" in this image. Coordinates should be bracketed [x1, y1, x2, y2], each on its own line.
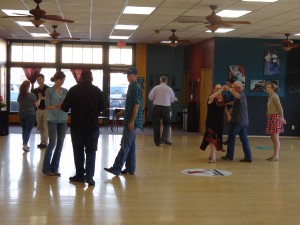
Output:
[200, 84, 226, 163]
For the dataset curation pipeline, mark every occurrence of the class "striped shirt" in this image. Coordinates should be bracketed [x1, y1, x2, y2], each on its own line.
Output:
[124, 81, 143, 129]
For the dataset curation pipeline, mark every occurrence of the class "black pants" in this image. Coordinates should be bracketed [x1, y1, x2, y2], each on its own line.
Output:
[70, 129, 99, 179]
[152, 105, 171, 144]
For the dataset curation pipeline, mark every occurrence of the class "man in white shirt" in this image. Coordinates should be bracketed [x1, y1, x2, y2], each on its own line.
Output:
[148, 76, 177, 146]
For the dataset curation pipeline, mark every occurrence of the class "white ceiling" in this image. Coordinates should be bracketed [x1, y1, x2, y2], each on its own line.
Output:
[1, 0, 300, 44]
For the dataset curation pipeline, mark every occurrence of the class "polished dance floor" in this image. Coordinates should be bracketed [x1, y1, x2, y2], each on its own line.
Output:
[1, 128, 300, 225]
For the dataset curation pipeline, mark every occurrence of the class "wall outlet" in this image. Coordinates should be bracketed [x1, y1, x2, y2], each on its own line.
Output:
[292, 125, 295, 130]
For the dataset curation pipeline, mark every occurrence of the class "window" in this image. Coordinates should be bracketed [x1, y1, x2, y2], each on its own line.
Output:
[10, 67, 104, 112]
[11, 43, 55, 63]
[61, 44, 103, 64]
[61, 69, 103, 91]
[10, 67, 55, 112]
[109, 46, 132, 65]
[109, 72, 129, 109]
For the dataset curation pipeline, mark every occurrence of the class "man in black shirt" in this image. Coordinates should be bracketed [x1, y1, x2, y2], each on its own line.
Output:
[61, 70, 105, 185]
[32, 74, 49, 148]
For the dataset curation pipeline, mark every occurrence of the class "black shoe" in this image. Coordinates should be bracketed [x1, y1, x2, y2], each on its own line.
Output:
[85, 178, 95, 186]
[155, 143, 160, 146]
[121, 170, 134, 175]
[223, 140, 228, 145]
[37, 144, 48, 148]
[69, 175, 85, 182]
[104, 167, 119, 176]
[221, 156, 232, 161]
[161, 139, 172, 145]
[239, 158, 252, 163]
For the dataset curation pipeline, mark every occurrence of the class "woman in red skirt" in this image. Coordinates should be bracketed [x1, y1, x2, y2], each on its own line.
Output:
[265, 81, 286, 161]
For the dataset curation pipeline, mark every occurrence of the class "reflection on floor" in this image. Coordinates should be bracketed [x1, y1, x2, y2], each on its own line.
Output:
[1, 133, 300, 224]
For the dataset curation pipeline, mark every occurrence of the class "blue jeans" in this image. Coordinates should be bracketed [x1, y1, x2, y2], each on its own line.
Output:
[70, 129, 99, 179]
[42, 121, 67, 174]
[226, 123, 252, 160]
[19, 112, 35, 145]
[112, 126, 136, 175]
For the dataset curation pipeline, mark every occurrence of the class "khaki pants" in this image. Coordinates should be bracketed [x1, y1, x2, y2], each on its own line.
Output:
[36, 109, 48, 145]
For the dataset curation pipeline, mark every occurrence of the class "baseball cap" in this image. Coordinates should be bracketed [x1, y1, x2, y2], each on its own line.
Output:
[125, 67, 138, 75]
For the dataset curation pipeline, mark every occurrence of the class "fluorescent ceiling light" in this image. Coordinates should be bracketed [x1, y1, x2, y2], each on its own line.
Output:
[161, 41, 178, 44]
[109, 36, 130, 40]
[206, 28, 234, 33]
[30, 33, 49, 37]
[242, 0, 278, 2]
[2, 9, 30, 16]
[16, 21, 35, 26]
[115, 25, 139, 30]
[123, 6, 155, 15]
[294, 33, 300, 36]
[217, 10, 251, 18]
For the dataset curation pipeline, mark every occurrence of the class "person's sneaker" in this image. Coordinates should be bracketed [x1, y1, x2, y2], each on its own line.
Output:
[221, 156, 232, 161]
[85, 178, 95, 186]
[44, 172, 55, 176]
[39, 144, 48, 148]
[53, 172, 61, 177]
[22, 145, 30, 152]
[161, 139, 172, 145]
[121, 170, 134, 175]
[104, 167, 119, 176]
[208, 157, 216, 163]
[69, 175, 85, 182]
[239, 158, 252, 163]
[267, 156, 279, 161]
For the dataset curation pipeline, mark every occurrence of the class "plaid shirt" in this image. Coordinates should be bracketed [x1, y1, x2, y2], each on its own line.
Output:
[124, 81, 143, 129]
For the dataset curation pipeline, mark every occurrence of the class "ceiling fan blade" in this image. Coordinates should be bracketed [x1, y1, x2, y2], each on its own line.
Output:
[1, 15, 32, 18]
[222, 20, 251, 25]
[43, 15, 74, 23]
[216, 22, 232, 28]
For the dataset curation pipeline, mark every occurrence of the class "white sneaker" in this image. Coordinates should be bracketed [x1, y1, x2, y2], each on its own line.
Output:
[22, 145, 30, 152]
[208, 157, 216, 163]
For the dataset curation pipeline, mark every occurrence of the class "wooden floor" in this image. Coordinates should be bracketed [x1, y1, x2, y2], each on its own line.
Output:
[1, 130, 300, 225]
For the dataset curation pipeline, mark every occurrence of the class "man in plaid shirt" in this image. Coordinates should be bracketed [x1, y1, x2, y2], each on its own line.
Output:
[104, 67, 143, 176]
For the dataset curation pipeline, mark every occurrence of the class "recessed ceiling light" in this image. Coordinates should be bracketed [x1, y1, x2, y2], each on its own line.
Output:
[115, 25, 139, 30]
[123, 6, 155, 15]
[1, 9, 30, 16]
[206, 28, 235, 33]
[217, 10, 251, 18]
[16, 21, 35, 26]
[30, 33, 50, 37]
[242, 0, 278, 2]
[109, 36, 130, 40]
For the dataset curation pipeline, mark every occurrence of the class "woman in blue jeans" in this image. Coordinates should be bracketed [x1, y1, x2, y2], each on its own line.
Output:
[42, 72, 68, 176]
[17, 80, 41, 152]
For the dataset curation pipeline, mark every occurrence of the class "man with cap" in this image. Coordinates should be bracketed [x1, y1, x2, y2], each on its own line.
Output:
[104, 67, 143, 176]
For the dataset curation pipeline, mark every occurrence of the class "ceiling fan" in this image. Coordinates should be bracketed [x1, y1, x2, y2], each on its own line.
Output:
[159, 29, 191, 47]
[177, 5, 251, 32]
[266, 33, 300, 51]
[1, 0, 74, 27]
[46, 25, 80, 44]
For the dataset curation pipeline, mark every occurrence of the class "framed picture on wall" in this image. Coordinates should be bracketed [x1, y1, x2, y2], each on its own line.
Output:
[228, 65, 246, 85]
[264, 49, 280, 76]
[250, 80, 279, 92]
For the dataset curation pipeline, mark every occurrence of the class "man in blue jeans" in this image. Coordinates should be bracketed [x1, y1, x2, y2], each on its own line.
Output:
[104, 67, 143, 176]
[221, 81, 252, 162]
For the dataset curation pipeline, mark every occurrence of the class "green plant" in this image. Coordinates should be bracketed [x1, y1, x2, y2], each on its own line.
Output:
[0, 96, 6, 109]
